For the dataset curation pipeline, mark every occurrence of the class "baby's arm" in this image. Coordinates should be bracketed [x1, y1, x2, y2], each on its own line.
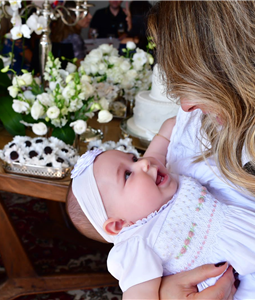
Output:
[144, 117, 176, 165]
[123, 277, 161, 300]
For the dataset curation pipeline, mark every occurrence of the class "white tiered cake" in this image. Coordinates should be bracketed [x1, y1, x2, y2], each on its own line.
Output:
[127, 64, 180, 140]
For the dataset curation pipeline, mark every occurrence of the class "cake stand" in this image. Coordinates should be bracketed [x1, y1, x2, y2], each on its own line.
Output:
[120, 118, 152, 151]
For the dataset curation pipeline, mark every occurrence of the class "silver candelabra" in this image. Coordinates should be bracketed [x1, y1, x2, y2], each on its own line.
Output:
[1, 0, 93, 78]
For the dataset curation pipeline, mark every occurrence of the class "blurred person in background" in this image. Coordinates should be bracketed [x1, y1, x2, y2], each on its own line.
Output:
[119, 0, 152, 54]
[89, 1, 128, 39]
[50, 0, 92, 66]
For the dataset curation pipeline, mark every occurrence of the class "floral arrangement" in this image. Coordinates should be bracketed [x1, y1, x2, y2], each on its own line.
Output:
[0, 1, 48, 40]
[5, 52, 113, 145]
[79, 41, 154, 106]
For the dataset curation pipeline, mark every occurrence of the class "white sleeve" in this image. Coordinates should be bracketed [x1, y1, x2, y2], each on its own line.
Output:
[107, 236, 163, 292]
[167, 108, 255, 210]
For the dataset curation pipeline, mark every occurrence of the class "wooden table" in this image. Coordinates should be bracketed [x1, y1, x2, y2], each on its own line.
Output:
[0, 117, 122, 300]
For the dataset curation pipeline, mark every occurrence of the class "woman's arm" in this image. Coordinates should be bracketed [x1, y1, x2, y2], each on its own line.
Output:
[144, 117, 176, 165]
[160, 263, 236, 300]
[123, 277, 161, 300]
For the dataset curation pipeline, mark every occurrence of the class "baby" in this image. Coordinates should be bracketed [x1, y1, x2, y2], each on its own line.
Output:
[67, 118, 255, 300]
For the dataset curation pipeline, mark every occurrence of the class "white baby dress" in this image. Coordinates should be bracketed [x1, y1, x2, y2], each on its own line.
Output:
[107, 175, 255, 299]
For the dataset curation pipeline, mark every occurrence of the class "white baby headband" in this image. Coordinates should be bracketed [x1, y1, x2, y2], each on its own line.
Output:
[71, 149, 115, 243]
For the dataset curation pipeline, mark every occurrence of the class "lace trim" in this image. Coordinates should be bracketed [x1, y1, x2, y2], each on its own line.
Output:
[120, 193, 178, 235]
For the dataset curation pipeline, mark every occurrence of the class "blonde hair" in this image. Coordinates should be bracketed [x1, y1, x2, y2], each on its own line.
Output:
[66, 181, 107, 243]
[148, 1, 255, 196]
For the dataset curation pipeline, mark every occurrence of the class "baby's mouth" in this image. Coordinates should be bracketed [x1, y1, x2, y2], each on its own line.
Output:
[156, 171, 166, 185]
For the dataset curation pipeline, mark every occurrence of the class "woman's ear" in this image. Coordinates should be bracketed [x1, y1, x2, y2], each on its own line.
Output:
[103, 218, 129, 235]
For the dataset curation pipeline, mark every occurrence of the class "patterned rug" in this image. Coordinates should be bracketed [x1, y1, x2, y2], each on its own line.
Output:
[0, 191, 122, 300]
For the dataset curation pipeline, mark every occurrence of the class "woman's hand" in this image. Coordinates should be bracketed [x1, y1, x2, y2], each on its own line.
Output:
[159, 263, 237, 300]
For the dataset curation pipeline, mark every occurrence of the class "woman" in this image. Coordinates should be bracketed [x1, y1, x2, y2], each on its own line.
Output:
[119, 1, 152, 54]
[51, 1, 92, 66]
[147, 1, 255, 299]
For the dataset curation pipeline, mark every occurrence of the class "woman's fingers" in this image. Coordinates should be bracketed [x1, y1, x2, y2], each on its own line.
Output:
[160, 263, 236, 300]
[187, 265, 236, 300]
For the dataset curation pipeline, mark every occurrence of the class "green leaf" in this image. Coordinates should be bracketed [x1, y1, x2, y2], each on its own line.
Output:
[51, 125, 75, 145]
[0, 96, 26, 136]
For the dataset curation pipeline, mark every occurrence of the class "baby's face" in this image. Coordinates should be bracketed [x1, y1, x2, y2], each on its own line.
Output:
[93, 150, 178, 223]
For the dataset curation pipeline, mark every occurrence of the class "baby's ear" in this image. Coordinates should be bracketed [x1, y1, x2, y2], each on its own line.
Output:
[103, 218, 127, 235]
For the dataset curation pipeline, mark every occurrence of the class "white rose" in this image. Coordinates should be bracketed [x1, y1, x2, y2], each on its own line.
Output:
[81, 81, 94, 97]
[108, 56, 121, 65]
[98, 62, 107, 75]
[12, 100, 30, 113]
[70, 120, 87, 135]
[125, 69, 138, 80]
[99, 43, 114, 54]
[31, 101, 44, 120]
[97, 110, 113, 123]
[32, 122, 47, 136]
[23, 90, 36, 101]
[80, 74, 91, 84]
[20, 73, 33, 86]
[90, 63, 99, 75]
[99, 97, 109, 110]
[34, 77, 41, 85]
[37, 93, 53, 106]
[65, 74, 73, 83]
[132, 50, 148, 71]
[8, 85, 19, 98]
[62, 86, 76, 99]
[66, 62, 77, 74]
[120, 60, 131, 72]
[86, 49, 103, 64]
[126, 41, 136, 50]
[47, 106, 60, 119]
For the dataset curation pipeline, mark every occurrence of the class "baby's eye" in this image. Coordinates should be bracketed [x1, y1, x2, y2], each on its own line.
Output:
[125, 170, 132, 181]
[132, 155, 138, 162]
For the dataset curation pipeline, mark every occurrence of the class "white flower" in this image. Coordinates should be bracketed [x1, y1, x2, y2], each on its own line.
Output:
[49, 81, 58, 91]
[126, 41, 136, 50]
[86, 48, 103, 64]
[10, 24, 31, 40]
[47, 106, 60, 119]
[31, 101, 44, 120]
[120, 60, 131, 72]
[20, 73, 33, 86]
[99, 97, 110, 110]
[98, 62, 107, 75]
[62, 86, 76, 99]
[8, 85, 19, 98]
[99, 43, 114, 54]
[0, 55, 11, 67]
[97, 110, 113, 123]
[132, 50, 148, 71]
[12, 100, 30, 113]
[81, 81, 94, 98]
[66, 62, 77, 74]
[11, 13, 21, 27]
[70, 120, 87, 135]
[126, 68, 138, 79]
[34, 77, 41, 85]
[26, 14, 46, 35]
[80, 74, 91, 84]
[37, 93, 53, 106]
[32, 122, 47, 136]
[9, 0, 22, 11]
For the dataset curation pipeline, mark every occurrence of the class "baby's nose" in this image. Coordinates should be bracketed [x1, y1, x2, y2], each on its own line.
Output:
[136, 158, 150, 172]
